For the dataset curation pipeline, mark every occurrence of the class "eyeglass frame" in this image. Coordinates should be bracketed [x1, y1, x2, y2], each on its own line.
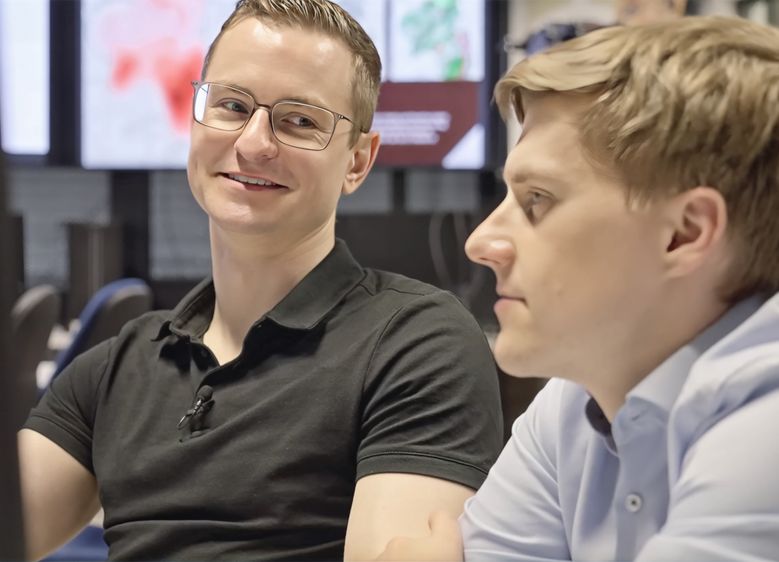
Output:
[190, 80, 364, 151]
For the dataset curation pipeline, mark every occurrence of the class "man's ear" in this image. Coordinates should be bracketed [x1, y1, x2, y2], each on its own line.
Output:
[663, 186, 729, 278]
[342, 131, 381, 196]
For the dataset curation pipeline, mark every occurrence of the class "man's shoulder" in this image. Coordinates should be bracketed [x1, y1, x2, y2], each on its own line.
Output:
[357, 268, 465, 309]
[348, 268, 486, 337]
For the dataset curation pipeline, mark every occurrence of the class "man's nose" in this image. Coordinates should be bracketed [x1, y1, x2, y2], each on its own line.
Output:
[465, 201, 515, 270]
[234, 107, 279, 160]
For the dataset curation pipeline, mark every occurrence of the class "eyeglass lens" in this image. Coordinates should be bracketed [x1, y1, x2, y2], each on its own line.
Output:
[193, 83, 337, 150]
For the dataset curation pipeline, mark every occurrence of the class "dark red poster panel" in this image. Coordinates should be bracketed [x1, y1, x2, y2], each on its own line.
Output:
[374, 81, 484, 169]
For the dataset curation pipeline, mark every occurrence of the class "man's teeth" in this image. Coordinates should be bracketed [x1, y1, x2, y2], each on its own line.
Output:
[228, 174, 274, 186]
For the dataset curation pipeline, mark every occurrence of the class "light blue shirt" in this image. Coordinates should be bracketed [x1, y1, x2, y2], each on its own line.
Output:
[461, 294, 779, 560]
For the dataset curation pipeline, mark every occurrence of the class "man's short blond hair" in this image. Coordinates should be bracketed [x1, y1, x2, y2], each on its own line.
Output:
[496, 16, 779, 301]
[202, 0, 381, 146]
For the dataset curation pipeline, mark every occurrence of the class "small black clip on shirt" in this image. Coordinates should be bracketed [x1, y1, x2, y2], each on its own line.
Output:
[177, 385, 215, 429]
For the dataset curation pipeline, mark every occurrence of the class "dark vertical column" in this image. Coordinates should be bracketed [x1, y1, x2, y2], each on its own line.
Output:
[484, 0, 508, 174]
[66, 222, 124, 319]
[49, 0, 80, 167]
[0, 154, 27, 560]
[10, 214, 25, 298]
[390, 168, 406, 212]
[110, 171, 151, 280]
[478, 0, 509, 215]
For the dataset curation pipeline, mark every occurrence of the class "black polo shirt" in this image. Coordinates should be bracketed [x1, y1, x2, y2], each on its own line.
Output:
[26, 240, 502, 561]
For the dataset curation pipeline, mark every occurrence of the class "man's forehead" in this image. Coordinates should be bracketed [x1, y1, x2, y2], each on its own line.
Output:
[206, 17, 354, 111]
[507, 111, 599, 187]
[515, 112, 582, 158]
[216, 17, 342, 56]
[521, 92, 589, 131]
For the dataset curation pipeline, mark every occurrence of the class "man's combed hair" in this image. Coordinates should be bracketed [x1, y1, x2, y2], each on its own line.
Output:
[496, 16, 779, 301]
[202, 0, 381, 145]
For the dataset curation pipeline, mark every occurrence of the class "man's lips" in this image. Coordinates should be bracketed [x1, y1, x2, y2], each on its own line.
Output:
[496, 286, 525, 302]
[494, 294, 527, 314]
[494, 286, 528, 311]
[497, 295, 526, 303]
[220, 172, 288, 190]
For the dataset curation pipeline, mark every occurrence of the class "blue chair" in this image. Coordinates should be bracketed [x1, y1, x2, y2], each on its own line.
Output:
[10, 285, 61, 427]
[51, 278, 152, 380]
[11, 285, 60, 377]
[43, 278, 152, 561]
[43, 524, 108, 561]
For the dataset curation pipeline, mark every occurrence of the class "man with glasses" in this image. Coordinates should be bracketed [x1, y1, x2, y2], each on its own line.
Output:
[18, 1, 502, 560]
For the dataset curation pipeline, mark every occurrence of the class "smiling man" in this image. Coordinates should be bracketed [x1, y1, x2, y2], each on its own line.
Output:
[17, 1, 501, 560]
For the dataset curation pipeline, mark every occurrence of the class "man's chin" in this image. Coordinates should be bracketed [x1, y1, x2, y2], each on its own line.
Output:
[208, 214, 280, 237]
[497, 363, 546, 379]
[495, 349, 534, 378]
[494, 337, 555, 378]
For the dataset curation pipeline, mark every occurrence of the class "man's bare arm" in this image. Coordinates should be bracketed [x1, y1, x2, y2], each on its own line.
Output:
[18, 429, 100, 561]
[343, 473, 472, 561]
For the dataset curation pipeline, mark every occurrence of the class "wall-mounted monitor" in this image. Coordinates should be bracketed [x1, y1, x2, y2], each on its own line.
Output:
[80, 0, 234, 169]
[80, 0, 491, 170]
[0, 0, 50, 156]
[361, 0, 488, 170]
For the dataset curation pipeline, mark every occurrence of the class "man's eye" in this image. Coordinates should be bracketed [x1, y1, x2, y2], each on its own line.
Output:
[284, 114, 317, 129]
[520, 191, 554, 224]
[220, 100, 249, 114]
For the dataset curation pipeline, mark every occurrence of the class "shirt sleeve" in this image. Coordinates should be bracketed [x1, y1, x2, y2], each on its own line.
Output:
[460, 379, 571, 562]
[637, 389, 779, 561]
[356, 291, 503, 491]
[24, 339, 112, 474]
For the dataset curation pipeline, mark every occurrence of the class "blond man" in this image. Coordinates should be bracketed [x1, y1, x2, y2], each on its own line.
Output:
[382, 15, 779, 562]
[17, 1, 502, 560]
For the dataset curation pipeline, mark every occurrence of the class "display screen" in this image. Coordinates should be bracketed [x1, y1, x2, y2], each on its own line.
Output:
[365, 0, 487, 169]
[0, 0, 50, 156]
[80, 0, 234, 169]
[80, 0, 489, 170]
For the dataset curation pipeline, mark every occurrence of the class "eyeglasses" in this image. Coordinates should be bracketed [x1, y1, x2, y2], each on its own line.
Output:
[191, 81, 359, 151]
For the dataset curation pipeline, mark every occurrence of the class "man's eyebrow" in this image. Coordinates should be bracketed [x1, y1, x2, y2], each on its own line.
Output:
[504, 167, 565, 187]
[280, 95, 333, 109]
[216, 81, 253, 94]
[214, 82, 331, 109]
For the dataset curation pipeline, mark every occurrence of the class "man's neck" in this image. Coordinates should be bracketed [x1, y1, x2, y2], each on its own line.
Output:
[587, 291, 730, 422]
[204, 222, 335, 363]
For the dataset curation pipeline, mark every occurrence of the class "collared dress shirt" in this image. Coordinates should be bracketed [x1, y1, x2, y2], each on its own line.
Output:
[461, 294, 779, 561]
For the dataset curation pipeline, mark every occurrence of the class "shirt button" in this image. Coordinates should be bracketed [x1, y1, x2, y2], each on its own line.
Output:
[625, 493, 643, 513]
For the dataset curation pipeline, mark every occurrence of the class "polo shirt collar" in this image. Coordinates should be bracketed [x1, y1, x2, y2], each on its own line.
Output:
[586, 295, 766, 438]
[265, 238, 365, 330]
[154, 278, 214, 340]
[154, 238, 365, 340]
